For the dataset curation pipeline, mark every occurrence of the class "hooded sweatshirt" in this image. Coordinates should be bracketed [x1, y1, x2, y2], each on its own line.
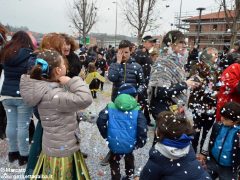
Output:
[140, 137, 211, 180]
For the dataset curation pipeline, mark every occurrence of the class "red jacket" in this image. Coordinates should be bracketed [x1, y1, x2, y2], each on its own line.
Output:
[216, 63, 240, 121]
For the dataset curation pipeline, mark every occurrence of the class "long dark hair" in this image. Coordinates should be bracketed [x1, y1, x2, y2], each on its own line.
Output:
[0, 31, 34, 62]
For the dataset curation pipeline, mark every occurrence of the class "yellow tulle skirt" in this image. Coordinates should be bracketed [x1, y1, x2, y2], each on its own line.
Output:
[30, 150, 90, 180]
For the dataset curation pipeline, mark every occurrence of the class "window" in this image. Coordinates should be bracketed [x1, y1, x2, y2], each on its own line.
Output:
[226, 24, 230, 32]
[213, 24, 217, 31]
[195, 25, 198, 32]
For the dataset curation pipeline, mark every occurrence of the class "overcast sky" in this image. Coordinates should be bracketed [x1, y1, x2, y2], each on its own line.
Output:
[0, 0, 219, 37]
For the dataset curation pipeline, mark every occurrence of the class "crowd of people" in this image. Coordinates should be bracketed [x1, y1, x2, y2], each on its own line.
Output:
[0, 23, 240, 180]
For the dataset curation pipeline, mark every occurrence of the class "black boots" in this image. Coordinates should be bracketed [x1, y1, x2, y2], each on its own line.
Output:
[8, 151, 28, 166]
[29, 119, 35, 144]
[91, 91, 97, 99]
[8, 151, 20, 163]
[0, 131, 6, 140]
[82, 152, 88, 159]
[0, 102, 6, 140]
[18, 155, 28, 166]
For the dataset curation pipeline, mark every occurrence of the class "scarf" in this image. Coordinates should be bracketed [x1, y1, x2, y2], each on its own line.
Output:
[148, 53, 187, 104]
[161, 134, 193, 149]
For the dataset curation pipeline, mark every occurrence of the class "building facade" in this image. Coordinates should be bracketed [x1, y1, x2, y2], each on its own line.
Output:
[182, 10, 240, 50]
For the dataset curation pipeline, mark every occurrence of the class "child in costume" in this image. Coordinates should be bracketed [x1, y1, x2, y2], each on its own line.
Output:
[20, 50, 92, 179]
[85, 62, 105, 98]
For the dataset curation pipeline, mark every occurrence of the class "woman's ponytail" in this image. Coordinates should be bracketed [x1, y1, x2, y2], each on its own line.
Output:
[30, 65, 43, 80]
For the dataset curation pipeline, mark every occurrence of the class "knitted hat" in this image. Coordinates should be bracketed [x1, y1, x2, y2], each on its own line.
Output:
[117, 83, 137, 97]
[220, 102, 240, 122]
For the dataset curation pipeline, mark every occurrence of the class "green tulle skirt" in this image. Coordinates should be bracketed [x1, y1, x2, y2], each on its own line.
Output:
[30, 151, 90, 180]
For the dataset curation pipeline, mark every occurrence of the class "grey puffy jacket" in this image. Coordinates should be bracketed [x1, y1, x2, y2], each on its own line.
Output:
[20, 75, 92, 157]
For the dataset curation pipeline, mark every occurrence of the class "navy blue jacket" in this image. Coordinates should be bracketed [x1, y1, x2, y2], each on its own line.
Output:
[149, 83, 187, 119]
[108, 58, 146, 101]
[1, 48, 33, 97]
[140, 146, 211, 180]
[134, 50, 153, 85]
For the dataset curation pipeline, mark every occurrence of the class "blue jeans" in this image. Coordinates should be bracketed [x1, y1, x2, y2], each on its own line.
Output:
[2, 99, 32, 156]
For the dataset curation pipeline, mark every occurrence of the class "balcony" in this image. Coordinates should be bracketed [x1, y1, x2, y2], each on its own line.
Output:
[184, 31, 240, 36]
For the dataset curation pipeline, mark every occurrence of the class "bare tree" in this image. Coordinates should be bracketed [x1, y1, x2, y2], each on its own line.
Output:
[217, 0, 240, 48]
[68, 0, 97, 45]
[123, 0, 157, 44]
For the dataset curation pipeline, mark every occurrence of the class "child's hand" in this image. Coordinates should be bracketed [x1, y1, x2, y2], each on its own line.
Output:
[59, 76, 71, 85]
[186, 79, 200, 90]
[134, 176, 140, 180]
[196, 154, 207, 169]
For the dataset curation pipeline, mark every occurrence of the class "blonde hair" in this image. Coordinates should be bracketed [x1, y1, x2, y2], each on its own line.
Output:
[88, 62, 96, 73]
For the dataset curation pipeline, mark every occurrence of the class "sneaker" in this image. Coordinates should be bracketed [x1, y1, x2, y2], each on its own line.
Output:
[18, 155, 28, 166]
[100, 151, 111, 166]
[0, 133, 6, 140]
[8, 151, 20, 163]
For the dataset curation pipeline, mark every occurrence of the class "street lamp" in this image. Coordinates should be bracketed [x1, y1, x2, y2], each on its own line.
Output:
[196, 7, 206, 48]
[112, 1, 117, 47]
[178, 0, 183, 29]
[78, 22, 82, 45]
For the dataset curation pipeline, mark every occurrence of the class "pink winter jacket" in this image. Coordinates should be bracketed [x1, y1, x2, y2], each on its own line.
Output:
[20, 75, 92, 157]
